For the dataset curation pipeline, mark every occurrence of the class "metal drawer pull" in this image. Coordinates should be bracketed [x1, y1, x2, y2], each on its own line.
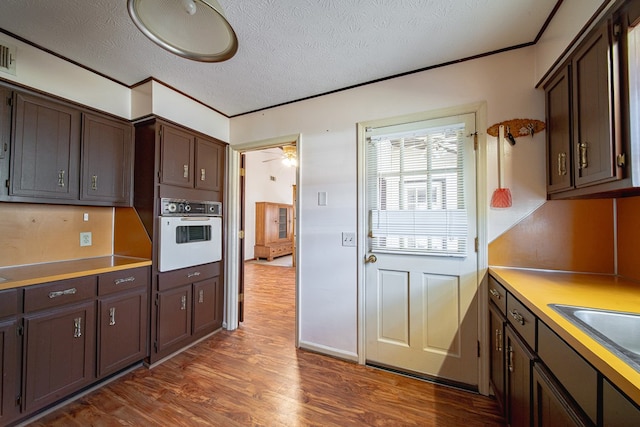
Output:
[57, 170, 66, 187]
[489, 288, 501, 299]
[507, 345, 514, 372]
[49, 287, 77, 299]
[91, 175, 98, 190]
[109, 307, 116, 326]
[187, 271, 201, 278]
[578, 142, 588, 169]
[114, 276, 136, 285]
[181, 295, 187, 310]
[200, 168, 206, 181]
[183, 164, 189, 178]
[74, 317, 82, 338]
[495, 328, 502, 352]
[557, 152, 567, 176]
[198, 289, 204, 303]
[509, 309, 525, 326]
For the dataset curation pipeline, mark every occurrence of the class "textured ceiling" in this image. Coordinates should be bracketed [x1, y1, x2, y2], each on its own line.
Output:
[0, 0, 558, 117]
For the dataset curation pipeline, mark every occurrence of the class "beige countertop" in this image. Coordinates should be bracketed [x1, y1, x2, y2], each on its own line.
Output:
[489, 267, 640, 405]
[0, 256, 152, 290]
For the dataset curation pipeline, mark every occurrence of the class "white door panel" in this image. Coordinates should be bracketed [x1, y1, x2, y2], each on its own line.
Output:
[364, 112, 478, 387]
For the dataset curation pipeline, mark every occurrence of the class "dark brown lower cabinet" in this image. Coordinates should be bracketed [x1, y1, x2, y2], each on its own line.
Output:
[98, 288, 147, 378]
[0, 316, 20, 424]
[505, 324, 533, 427]
[24, 301, 96, 413]
[193, 276, 222, 336]
[157, 285, 192, 353]
[602, 378, 640, 426]
[532, 363, 593, 427]
[489, 302, 506, 412]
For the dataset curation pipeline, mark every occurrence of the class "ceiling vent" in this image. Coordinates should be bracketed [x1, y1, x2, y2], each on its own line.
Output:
[0, 41, 16, 75]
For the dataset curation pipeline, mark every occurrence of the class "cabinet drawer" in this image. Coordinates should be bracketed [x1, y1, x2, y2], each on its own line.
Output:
[488, 275, 506, 315]
[0, 288, 18, 318]
[158, 262, 220, 291]
[98, 267, 148, 296]
[24, 276, 96, 312]
[538, 321, 598, 423]
[506, 294, 536, 349]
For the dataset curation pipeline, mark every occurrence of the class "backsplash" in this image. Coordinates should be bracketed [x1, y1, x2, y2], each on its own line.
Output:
[489, 199, 615, 274]
[0, 202, 113, 267]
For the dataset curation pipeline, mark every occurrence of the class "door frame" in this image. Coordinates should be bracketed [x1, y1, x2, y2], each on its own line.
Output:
[224, 134, 301, 345]
[356, 102, 490, 395]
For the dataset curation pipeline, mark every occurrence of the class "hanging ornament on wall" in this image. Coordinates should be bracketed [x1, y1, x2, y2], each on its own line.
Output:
[487, 119, 546, 144]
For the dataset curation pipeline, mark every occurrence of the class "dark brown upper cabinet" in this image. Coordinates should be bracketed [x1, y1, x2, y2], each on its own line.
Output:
[10, 91, 81, 200]
[195, 137, 224, 192]
[1, 86, 133, 206]
[81, 113, 133, 206]
[545, 1, 640, 199]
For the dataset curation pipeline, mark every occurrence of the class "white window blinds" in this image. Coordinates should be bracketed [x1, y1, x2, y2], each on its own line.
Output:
[366, 121, 468, 256]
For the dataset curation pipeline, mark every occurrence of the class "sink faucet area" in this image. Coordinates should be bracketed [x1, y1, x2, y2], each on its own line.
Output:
[550, 304, 640, 372]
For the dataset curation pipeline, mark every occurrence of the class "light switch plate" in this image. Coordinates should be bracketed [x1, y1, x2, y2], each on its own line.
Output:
[80, 232, 92, 247]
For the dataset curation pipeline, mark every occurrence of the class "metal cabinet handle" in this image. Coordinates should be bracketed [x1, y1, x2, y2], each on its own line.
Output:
[49, 287, 77, 299]
[489, 288, 501, 299]
[180, 295, 187, 310]
[578, 142, 588, 170]
[114, 276, 135, 285]
[557, 152, 567, 176]
[198, 289, 204, 303]
[495, 328, 502, 352]
[183, 164, 189, 178]
[365, 254, 377, 264]
[509, 309, 525, 326]
[187, 271, 201, 278]
[74, 317, 82, 338]
[109, 307, 116, 326]
[507, 345, 514, 372]
[200, 168, 206, 181]
[91, 175, 98, 190]
[58, 170, 66, 187]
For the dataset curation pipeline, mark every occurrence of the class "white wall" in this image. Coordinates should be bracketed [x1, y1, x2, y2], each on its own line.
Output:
[231, 46, 547, 358]
[244, 150, 296, 260]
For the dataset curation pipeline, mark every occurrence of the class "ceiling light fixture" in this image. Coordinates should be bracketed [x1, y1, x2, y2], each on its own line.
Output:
[127, 0, 238, 62]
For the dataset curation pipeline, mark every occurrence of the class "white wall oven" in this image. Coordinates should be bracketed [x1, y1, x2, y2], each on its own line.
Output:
[158, 198, 222, 272]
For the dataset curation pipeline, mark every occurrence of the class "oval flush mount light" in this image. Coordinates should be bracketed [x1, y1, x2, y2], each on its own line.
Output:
[127, 0, 238, 62]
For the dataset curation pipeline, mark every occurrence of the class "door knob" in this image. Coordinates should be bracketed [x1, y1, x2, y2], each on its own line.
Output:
[365, 254, 377, 264]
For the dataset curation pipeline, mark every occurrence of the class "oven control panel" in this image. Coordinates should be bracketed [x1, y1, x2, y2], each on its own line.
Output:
[161, 198, 222, 216]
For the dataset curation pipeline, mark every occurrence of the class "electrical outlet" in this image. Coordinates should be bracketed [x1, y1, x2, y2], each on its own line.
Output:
[80, 232, 92, 247]
[342, 232, 356, 247]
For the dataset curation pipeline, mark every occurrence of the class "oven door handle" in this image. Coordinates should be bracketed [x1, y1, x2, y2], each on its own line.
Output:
[179, 217, 214, 222]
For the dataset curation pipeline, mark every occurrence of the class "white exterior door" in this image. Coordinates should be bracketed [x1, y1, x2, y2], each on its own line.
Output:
[364, 113, 478, 388]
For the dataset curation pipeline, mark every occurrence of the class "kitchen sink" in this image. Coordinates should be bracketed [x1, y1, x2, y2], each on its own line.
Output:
[549, 304, 640, 372]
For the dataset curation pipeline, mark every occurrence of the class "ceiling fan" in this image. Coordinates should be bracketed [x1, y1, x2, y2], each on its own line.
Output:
[262, 145, 297, 167]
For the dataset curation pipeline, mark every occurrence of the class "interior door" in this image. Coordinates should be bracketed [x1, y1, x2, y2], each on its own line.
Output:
[364, 113, 478, 387]
[238, 153, 246, 322]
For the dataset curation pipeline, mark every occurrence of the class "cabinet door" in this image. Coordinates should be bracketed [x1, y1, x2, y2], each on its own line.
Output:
[602, 378, 640, 426]
[489, 304, 505, 413]
[98, 289, 147, 377]
[192, 276, 221, 336]
[572, 22, 616, 187]
[546, 66, 573, 193]
[505, 325, 533, 427]
[532, 364, 592, 427]
[156, 285, 192, 353]
[0, 318, 20, 424]
[11, 92, 81, 199]
[81, 113, 133, 205]
[160, 124, 195, 188]
[24, 301, 95, 412]
[195, 138, 223, 192]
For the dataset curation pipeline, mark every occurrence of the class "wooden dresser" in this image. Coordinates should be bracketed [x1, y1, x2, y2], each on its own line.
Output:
[254, 202, 293, 261]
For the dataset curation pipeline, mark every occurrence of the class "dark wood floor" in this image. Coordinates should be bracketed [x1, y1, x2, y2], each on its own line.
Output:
[27, 262, 505, 426]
